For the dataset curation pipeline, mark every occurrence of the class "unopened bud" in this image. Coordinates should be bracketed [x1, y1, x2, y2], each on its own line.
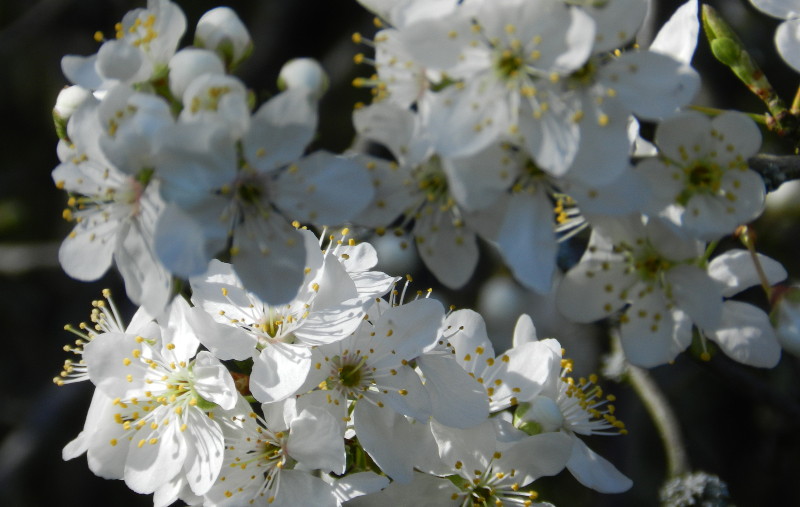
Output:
[53, 85, 92, 140]
[168, 48, 225, 100]
[54, 85, 92, 121]
[195, 7, 253, 70]
[709, 37, 741, 66]
[277, 58, 329, 99]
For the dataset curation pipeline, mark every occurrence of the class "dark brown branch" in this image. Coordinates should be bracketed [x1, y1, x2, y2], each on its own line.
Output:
[748, 154, 800, 192]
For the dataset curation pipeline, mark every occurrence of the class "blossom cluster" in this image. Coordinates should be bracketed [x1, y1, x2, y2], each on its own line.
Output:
[51, 0, 799, 505]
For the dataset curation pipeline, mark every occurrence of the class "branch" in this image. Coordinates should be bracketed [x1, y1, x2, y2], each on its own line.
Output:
[748, 154, 800, 192]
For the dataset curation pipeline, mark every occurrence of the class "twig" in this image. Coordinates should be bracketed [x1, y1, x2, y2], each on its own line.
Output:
[748, 153, 800, 192]
[611, 334, 690, 478]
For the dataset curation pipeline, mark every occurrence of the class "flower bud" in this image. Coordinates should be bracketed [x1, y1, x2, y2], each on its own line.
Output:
[53, 85, 92, 140]
[772, 286, 800, 356]
[168, 48, 225, 100]
[54, 85, 92, 121]
[277, 58, 329, 99]
[195, 7, 253, 69]
[709, 37, 741, 66]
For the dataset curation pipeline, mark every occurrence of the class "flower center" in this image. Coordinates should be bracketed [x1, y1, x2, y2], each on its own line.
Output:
[677, 160, 723, 205]
[494, 48, 525, 81]
[338, 362, 364, 388]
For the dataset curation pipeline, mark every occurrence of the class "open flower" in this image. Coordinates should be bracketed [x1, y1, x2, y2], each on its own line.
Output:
[556, 215, 723, 367]
[71, 297, 238, 499]
[636, 111, 765, 240]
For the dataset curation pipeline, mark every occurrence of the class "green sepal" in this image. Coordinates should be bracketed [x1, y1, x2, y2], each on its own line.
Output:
[194, 393, 218, 411]
[512, 402, 543, 435]
[53, 110, 69, 141]
[446, 474, 470, 490]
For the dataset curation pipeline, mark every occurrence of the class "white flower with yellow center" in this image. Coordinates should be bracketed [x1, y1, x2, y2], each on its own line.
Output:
[397, 0, 596, 174]
[62, 0, 186, 90]
[353, 102, 520, 288]
[296, 298, 444, 483]
[513, 350, 632, 493]
[154, 87, 374, 304]
[443, 310, 560, 411]
[71, 297, 238, 499]
[556, 215, 724, 367]
[204, 401, 343, 506]
[188, 229, 397, 403]
[636, 111, 766, 240]
[348, 420, 571, 506]
[54, 90, 173, 315]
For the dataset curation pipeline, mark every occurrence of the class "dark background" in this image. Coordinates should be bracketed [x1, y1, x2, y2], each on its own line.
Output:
[0, 1, 798, 505]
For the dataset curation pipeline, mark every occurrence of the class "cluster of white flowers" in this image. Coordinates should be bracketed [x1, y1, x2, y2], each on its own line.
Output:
[51, 0, 800, 505]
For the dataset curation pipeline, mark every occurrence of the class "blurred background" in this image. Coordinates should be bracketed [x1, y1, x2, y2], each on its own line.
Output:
[0, 0, 798, 505]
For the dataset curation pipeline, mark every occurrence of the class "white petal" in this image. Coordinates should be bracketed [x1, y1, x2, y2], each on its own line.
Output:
[563, 165, 651, 216]
[61, 54, 104, 89]
[182, 408, 225, 495]
[430, 419, 496, 474]
[519, 96, 580, 176]
[587, 0, 649, 53]
[708, 249, 787, 297]
[243, 89, 317, 173]
[417, 353, 489, 429]
[269, 469, 336, 507]
[444, 142, 519, 212]
[353, 102, 416, 162]
[750, 0, 800, 19]
[566, 435, 632, 493]
[512, 314, 539, 347]
[115, 219, 173, 317]
[707, 301, 782, 368]
[556, 259, 636, 323]
[654, 111, 711, 162]
[444, 309, 494, 373]
[153, 203, 220, 278]
[496, 431, 572, 485]
[425, 82, 510, 158]
[649, 0, 699, 65]
[492, 189, 558, 294]
[124, 413, 187, 494]
[380, 365, 432, 421]
[330, 472, 390, 504]
[712, 111, 762, 160]
[353, 402, 422, 483]
[186, 307, 256, 360]
[413, 207, 479, 289]
[287, 407, 346, 474]
[249, 344, 312, 403]
[666, 264, 722, 330]
[565, 96, 632, 186]
[271, 151, 373, 225]
[192, 351, 238, 410]
[600, 51, 699, 119]
[59, 224, 117, 282]
[619, 299, 692, 367]
[231, 218, 306, 305]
